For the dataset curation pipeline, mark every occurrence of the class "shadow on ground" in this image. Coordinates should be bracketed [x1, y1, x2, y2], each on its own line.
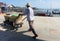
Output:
[0, 23, 45, 41]
[0, 30, 45, 41]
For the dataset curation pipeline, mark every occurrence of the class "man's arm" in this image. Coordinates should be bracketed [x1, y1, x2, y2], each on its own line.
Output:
[22, 15, 27, 21]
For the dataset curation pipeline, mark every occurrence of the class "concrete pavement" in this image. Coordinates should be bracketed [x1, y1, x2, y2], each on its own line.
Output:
[0, 15, 60, 41]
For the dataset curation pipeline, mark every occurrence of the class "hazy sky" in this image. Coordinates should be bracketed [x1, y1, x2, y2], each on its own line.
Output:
[0, 0, 60, 9]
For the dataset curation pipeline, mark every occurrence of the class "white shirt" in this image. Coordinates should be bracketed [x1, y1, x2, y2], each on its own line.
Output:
[26, 7, 34, 21]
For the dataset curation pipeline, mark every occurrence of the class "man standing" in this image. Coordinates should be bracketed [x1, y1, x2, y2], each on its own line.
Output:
[25, 3, 38, 39]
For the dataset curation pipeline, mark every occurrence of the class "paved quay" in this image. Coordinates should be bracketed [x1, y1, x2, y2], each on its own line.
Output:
[0, 14, 60, 41]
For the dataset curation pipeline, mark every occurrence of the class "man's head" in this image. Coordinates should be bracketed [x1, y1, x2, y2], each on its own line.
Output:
[26, 3, 30, 7]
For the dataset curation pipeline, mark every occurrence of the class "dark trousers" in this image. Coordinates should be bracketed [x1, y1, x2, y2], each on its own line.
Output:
[28, 20, 37, 35]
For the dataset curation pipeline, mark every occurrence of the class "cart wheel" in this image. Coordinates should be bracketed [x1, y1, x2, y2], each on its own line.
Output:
[16, 22, 23, 28]
[18, 22, 23, 27]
